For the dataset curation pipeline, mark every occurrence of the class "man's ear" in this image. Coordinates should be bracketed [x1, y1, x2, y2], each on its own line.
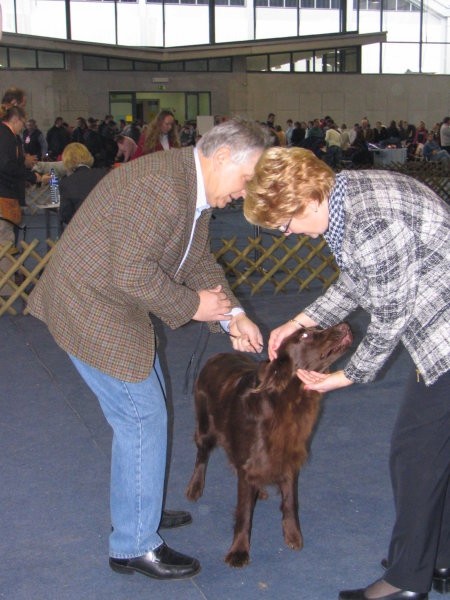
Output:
[212, 145, 231, 167]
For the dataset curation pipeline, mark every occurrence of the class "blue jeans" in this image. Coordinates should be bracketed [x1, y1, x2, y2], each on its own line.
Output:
[69, 354, 167, 558]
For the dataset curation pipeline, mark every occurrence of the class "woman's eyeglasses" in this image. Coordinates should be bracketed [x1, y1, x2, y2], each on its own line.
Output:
[278, 217, 292, 234]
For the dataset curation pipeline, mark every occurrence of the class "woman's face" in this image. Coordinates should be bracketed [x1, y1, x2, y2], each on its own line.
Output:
[278, 199, 329, 239]
[160, 115, 174, 134]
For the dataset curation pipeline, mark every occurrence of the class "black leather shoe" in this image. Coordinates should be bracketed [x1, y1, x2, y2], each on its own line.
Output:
[382, 558, 449, 594]
[109, 543, 200, 579]
[338, 589, 428, 600]
[432, 567, 450, 594]
[159, 509, 192, 529]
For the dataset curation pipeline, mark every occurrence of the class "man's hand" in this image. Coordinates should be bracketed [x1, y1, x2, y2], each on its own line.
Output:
[296, 369, 353, 393]
[228, 313, 263, 353]
[193, 285, 232, 322]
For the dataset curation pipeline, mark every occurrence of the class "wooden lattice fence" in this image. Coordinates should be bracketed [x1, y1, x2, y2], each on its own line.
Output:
[0, 232, 338, 317]
[214, 232, 339, 295]
[0, 239, 57, 316]
[385, 161, 449, 204]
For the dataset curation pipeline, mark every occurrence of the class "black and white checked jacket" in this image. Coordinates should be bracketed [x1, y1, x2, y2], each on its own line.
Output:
[304, 170, 450, 386]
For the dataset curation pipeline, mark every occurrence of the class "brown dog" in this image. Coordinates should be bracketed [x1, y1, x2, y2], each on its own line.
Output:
[185, 323, 353, 567]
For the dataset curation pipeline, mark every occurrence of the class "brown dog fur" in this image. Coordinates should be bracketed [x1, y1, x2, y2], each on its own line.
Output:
[186, 322, 353, 567]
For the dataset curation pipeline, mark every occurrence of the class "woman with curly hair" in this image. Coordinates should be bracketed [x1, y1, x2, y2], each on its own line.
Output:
[244, 146, 449, 600]
[138, 110, 180, 156]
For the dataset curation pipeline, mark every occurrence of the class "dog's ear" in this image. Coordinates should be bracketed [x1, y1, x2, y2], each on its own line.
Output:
[256, 352, 295, 395]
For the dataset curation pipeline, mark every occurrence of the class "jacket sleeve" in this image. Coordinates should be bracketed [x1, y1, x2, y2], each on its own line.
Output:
[304, 217, 420, 383]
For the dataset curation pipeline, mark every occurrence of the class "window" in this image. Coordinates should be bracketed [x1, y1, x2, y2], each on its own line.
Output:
[250, 46, 360, 72]
[0, 47, 65, 70]
[83, 55, 109, 70]
[109, 58, 134, 70]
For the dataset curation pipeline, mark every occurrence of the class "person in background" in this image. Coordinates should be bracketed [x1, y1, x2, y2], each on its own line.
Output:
[0, 105, 48, 295]
[440, 116, 450, 153]
[59, 142, 109, 226]
[413, 120, 428, 145]
[291, 121, 307, 147]
[285, 119, 294, 146]
[244, 146, 449, 600]
[139, 110, 181, 156]
[2, 86, 38, 170]
[324, 121, 342, 169]
[46, 117, 70, 161]
[422, 132, 450, 164]
[179, 122, 196, 147]
[122, 119, 142, 144]
[71, 117, 89, 144]
[23, 118, 48, 160]
[27, 117, 269, 584]
[114, 134, 138, 163]
[265, 112, 276, 130]
[339, 124, 351, 152]
[1, 86, 26, 109]
[274, 124, 287, 146]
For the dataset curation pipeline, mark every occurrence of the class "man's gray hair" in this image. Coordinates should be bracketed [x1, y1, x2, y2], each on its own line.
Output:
[197, 117, 271, 164]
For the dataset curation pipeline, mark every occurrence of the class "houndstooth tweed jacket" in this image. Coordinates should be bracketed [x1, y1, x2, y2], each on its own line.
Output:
[27, 148, 240, 382]
[303, 170, 450, 386]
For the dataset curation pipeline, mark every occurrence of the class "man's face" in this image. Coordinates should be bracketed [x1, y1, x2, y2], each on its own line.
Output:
[205, 147, 262, 209]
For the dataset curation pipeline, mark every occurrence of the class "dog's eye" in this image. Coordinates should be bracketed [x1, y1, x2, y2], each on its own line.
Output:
[301, 332, 308, 338]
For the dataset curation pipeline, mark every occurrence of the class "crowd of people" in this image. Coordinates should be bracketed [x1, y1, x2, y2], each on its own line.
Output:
[22, 109, 198, 167]
[260, 112, 450, 168]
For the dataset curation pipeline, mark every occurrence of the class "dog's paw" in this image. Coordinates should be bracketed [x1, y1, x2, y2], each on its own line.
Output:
[283, 529, 303, 550]
[185, 478, 204, 501]
[225, 550, 250, 568]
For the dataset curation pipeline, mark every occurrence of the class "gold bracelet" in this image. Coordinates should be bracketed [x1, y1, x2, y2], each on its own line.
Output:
[289, 318, 303, 329]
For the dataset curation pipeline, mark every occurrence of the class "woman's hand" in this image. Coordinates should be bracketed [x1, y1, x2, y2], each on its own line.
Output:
[268, 313, 317, 360]
[296, 369, 353, 393]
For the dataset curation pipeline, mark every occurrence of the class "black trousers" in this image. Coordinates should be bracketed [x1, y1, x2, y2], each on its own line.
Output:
[385, 365, 450, 592]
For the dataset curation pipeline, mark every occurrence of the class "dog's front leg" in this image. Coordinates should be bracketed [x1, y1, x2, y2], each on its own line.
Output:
[225, 472, 258, 568]
[279, 471, 303, 550]
[185, 432, 215, 501]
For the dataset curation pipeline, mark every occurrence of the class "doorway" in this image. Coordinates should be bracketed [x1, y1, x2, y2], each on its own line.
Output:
[110, 91, 211, 125]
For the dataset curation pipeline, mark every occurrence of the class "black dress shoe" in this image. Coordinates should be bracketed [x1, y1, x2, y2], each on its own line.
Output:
[432, 567, 450, 594]
[381, 558, 449, 594]
[338, 589, 428, 600]
[109, 543, 200, 579]
[159, 509, 192, 529]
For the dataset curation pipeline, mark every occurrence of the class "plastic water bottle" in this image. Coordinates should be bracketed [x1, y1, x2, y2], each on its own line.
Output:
[49, 168, 60, 205]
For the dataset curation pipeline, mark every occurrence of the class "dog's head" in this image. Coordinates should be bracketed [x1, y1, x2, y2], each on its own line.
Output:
[260, 323, 353, 394]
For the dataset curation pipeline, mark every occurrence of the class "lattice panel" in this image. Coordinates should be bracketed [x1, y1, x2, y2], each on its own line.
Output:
[1, 234, 338, 318]
[386, 161, 449, 204]
[214, 234, 339, 295]
[0, 239, 56, 316]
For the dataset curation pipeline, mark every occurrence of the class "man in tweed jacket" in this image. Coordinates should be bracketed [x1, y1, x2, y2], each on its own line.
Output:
[28, 118, 269, 580]
[244, 147, 449, 600]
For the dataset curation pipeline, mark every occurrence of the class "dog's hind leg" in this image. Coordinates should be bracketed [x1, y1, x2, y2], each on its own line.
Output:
[279, 471, 303, 550]
[225, 472, 258, 567]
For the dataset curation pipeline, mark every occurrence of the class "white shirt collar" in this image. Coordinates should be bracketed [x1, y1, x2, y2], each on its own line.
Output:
[193, 147, 209, 214]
